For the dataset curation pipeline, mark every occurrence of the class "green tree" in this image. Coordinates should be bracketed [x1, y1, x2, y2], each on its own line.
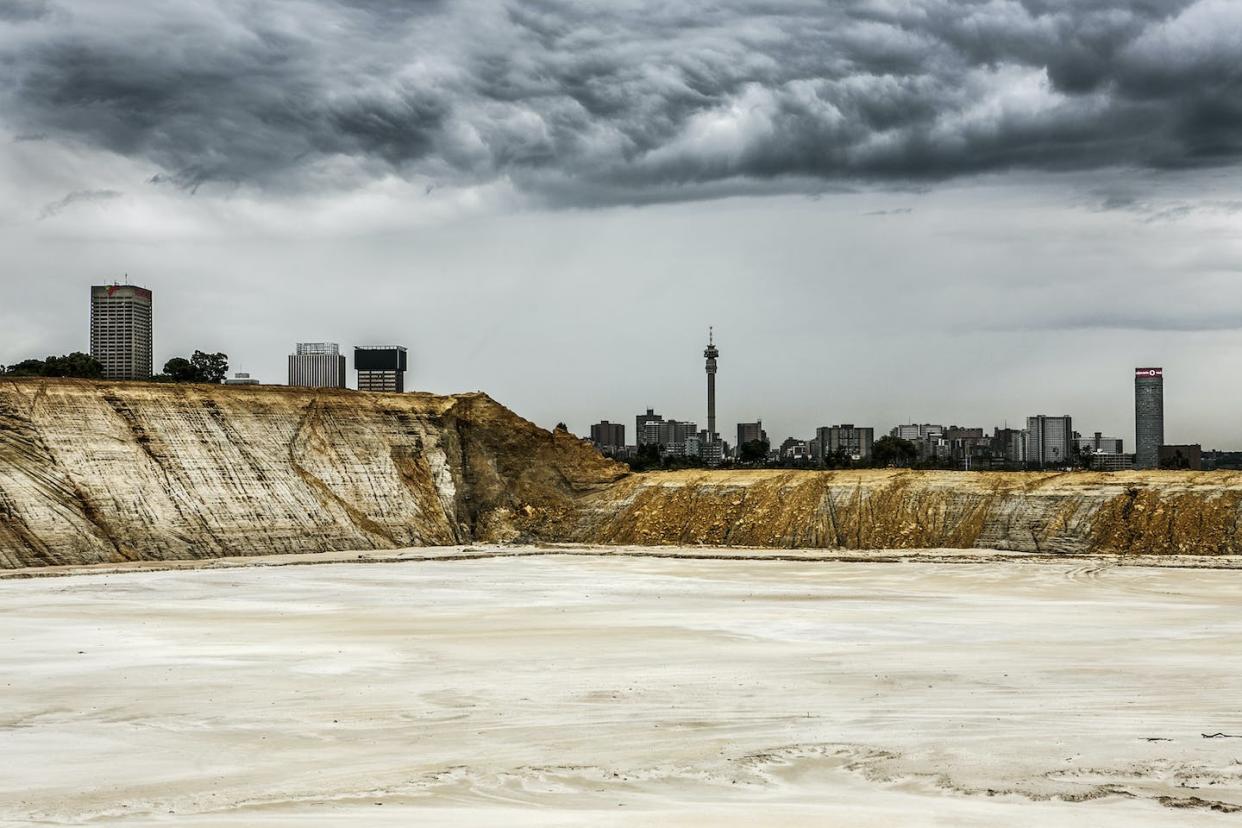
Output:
[158, 351, 230, 383]
[3, 358, 49, 376]
[3, 353, 103, 378]
[161, 357, 198, 382]
[627, 443, 662, 472]
[190, 350, 229, 383]
[42, 352, 104, 378]
[738, 438, 770, 464]
[872, 435, 918, 467]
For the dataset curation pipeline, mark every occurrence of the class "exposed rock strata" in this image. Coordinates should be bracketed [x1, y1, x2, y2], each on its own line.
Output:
[0, 379, 625, 568]
[3, 379, 1242, 568]
[567, 470, 1242, 556]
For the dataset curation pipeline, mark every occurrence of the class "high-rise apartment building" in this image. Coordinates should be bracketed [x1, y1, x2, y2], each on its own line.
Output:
[815, 424, 875, 461]
[658, 420, 699, 456]
[1135, 367, 1164, 470]
[590, 421, 625, 451]
[736, 421, 767, 448]
[354, 346, 407, 392]
[1025, 415, 1073, 467]
[636, 409, 664, 446]
[288, 342, 347, 388]
[90, 284, 153, 380]
[991, 427, 1028, 466]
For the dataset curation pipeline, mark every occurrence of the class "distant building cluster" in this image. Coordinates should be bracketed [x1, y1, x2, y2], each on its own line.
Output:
[586, 338, 1202, 471]
[82, 282, 414, 393]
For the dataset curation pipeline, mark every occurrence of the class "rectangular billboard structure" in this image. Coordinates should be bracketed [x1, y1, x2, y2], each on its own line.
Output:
[354, 347, 408, 372]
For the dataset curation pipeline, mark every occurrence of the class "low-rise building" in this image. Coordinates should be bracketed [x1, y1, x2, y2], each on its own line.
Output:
[1159, 444, 1202, 470]
[1092, 453, 1136, 471]
[1075, 432, 1124, 455]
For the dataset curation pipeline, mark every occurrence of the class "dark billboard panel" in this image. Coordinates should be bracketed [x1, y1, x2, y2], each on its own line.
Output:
[354, 347, 407, 371]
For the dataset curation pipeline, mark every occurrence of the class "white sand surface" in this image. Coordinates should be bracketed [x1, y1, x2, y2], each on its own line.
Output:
[2, 553, 1242, 825]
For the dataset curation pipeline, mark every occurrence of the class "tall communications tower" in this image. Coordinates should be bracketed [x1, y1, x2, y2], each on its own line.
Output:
[704, 327, 719, 441]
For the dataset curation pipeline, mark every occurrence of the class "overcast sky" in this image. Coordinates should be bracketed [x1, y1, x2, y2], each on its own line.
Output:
[2, 0, 1241, 447]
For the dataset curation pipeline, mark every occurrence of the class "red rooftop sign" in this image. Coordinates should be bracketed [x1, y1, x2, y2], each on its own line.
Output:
[1135, 367, 1163, 377]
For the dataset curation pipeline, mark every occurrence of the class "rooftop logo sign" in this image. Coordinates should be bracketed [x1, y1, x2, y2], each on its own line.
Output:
[1135, 367, 1163, 377]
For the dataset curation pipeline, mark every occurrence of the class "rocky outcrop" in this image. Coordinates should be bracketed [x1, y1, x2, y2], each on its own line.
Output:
[4, 379, 1242, 569]
[0, 379, 626, 568]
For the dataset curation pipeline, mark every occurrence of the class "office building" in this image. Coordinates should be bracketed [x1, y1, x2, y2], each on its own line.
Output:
[737, 420, 767, 448]
[698, 430, 723, 465]
[990, 428, 1027, 466]
[816, 424, 875, 462]
[659, 420, 699, 456]
[1135, 367, 1164, 470]
[1075, 432, 1124, 455]
[891, 423, 946, 461]
[891, 423, 944, 442]
[1025, 415, 1073, 467]
[589, 421, 625, 452]
[224, 372, 259, 385]
[288, 342, 346, 388]
[1159, 444, 1202, 470]
[636, 409, 664, 446]
[355, 346, 407, 392]
[90, 283, 153, 380]
[780, 438, 812, 461]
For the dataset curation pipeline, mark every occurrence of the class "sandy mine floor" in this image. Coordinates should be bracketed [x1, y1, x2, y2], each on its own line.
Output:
[3, 552, 1242, 825]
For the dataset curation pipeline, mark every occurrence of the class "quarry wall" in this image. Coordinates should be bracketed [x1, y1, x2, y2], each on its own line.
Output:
[0, 379, 625, 568]
[2, 379, 1241, 568]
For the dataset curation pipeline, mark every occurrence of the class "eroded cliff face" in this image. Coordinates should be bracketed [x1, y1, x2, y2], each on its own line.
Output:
[4, 379, 1242, 569]
[0, 379, 626, 568]
[565, 469, 1242, 556]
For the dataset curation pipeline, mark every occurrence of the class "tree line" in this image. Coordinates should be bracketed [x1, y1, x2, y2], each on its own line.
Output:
[2, 350, 229, 383]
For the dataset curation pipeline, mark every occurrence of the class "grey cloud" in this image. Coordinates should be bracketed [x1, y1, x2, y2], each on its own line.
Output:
[2, 0, 1240, 204]
[0, 0, 49, 22]
[37, 188, 121, 219]
[998, 312, 1242, 332]
[1089, 188, 1242, 221]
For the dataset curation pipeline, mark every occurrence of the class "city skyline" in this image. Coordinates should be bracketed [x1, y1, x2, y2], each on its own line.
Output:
[3, 1, 1241, 447]
[0, 284, 1219, 451]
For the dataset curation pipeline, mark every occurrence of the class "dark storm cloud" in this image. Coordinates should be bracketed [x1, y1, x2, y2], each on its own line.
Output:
[2, 0, 1239, 203]
[0, 0, 48, 22]
[37, 188, 121, 219]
